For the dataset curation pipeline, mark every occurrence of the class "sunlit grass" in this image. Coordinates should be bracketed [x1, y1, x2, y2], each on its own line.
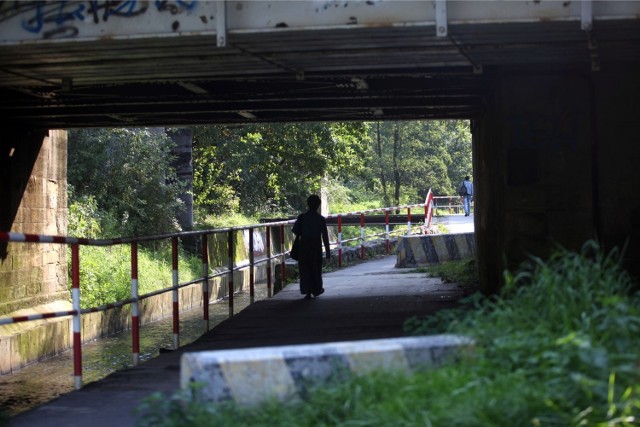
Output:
[71, 244, 202, 309]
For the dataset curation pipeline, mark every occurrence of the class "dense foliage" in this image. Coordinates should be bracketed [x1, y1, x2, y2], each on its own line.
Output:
[192, 122, 370, 216]
[134, 242, 640, 426]
[369, 120, 472, 206]
[67, 121, 471, 236]
[66, 121, 472, 307]
[67, 128, 185, 237]
[192, 120, 471, 218]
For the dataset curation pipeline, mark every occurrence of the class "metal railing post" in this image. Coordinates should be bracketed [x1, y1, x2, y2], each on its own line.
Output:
[266, 226, 272, 298]
[131, 242, 140, 365]
[385, 210, 390, 255]
[337, 215, 343, 267]
[360, 213, 365, 259]
[171, 237, 180, 349]
[227, 229, 234, 317]
[424, 203, 428, 227]
[71, 244, 83, 390]
[279, 224, 286, 292]
[249, 227, 255, 303]
[201, 234, 209, 331]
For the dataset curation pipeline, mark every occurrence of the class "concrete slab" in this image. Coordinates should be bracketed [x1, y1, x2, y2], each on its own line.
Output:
[181, 335, 473, 406]
[9, 256, 463, 427]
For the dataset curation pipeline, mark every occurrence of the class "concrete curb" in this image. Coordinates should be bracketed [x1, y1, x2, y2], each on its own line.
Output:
[180, 334, 473, 406]
[395, 233, 476, 267]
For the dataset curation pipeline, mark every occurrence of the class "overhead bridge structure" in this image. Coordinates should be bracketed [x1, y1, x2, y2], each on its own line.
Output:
[1, 1, 640, 311]
[1, 1, 639, 127]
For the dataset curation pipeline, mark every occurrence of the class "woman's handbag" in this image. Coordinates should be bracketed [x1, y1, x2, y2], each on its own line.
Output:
[290, 236, 300, 261]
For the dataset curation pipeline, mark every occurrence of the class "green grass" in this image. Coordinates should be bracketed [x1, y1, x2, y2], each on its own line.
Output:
[135, 241, 640, 426]
[425, 257, 479, 292]
[405, 258, 479, 296]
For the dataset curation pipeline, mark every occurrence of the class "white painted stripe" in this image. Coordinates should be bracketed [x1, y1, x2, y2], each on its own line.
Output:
[131, 276, 139, 316]
[72, 288, 81, 332]
[8, 232, 26, 242]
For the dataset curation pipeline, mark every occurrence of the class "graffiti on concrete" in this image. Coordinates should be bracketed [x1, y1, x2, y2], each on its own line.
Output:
[0, 1, 198, 39]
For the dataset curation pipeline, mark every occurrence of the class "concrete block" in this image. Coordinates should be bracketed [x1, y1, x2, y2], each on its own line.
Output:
[395, 233, 475, 268]
[181, 334, 473, 406]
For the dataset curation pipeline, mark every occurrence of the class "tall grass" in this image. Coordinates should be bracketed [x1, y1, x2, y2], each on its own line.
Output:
[135, 241, 640, 426]
[422, 257, 478, 290]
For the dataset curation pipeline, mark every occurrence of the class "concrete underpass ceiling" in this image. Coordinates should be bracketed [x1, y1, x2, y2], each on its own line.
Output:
[1, 1, 640, 128]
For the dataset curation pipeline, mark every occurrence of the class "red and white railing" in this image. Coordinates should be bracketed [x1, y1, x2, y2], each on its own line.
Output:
[0, 189, 435, 389]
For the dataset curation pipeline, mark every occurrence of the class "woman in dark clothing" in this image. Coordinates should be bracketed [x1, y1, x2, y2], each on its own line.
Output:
[292, 195, 331, 299]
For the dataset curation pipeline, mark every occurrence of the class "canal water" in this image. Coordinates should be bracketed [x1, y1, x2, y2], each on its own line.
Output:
[0, 285, 271, 416]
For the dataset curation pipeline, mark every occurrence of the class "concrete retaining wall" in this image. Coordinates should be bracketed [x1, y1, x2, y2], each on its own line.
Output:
[181, 335, 473, 406]
[395, 233, 476, 268]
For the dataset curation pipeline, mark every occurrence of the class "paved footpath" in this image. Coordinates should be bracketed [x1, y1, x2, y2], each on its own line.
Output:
[10, 256, 463, 427]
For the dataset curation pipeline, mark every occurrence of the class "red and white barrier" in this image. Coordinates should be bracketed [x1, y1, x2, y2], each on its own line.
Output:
[171, 237, 180, 349]
[131, 242, 140, 365]
[71, 244, 82, 390]
[202, 234, 210, 331]
[0, 310, 77, 325]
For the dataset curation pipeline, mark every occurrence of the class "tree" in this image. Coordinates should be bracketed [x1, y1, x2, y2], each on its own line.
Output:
[368, 120, 472, 205]
[192, 122, 370, 216]
[67, 128, 185, 237]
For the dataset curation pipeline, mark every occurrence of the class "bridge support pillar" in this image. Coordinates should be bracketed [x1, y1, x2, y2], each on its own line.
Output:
[0, 128, 71, 372]
[475, 65, 640, 293]
[0, 128, 69, 313]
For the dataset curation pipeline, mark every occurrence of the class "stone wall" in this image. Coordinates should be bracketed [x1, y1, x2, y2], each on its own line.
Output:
[0, 129, 73, 373]
[0, 129, 69, 314]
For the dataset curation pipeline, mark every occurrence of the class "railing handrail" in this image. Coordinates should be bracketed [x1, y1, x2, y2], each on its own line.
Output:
[0, 200, 434, 247]
[0, 190, 437, 388]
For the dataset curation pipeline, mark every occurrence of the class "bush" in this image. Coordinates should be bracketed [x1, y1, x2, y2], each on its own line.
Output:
[68, 128, 185, 237]
[405, 241, 640, 425]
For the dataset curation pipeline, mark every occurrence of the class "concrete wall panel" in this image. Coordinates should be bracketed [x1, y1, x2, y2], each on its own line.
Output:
[475, 65, 640, 292]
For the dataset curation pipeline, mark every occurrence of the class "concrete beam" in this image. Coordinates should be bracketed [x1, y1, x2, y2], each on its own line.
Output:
[1, 1, 638, 44]
[181, 334, 473, 405]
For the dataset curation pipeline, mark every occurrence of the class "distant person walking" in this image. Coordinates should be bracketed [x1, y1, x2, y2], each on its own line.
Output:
[459, 176, 474, 217]
[292, 195, 331, 299]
